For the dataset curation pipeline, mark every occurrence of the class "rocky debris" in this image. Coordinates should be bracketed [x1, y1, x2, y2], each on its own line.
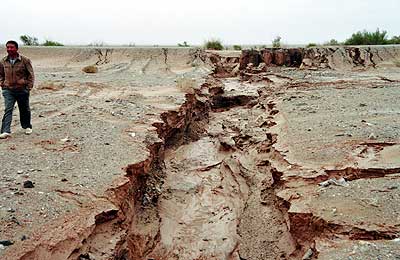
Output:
[0, 240, 14, 246]
[23, 180, 34, 188]
[208, 52, 238, 77]
[317, 239, 400, 259]
[318, 177, 348, 187]
[94, 209, 119, 224]
[302, 248, 314, 260]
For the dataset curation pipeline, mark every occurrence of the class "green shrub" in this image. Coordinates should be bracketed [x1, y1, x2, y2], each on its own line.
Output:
[272, 36, 281, 48]
[327, 39, 340, 45]
[306, 43, 318, 48]
[233, 45, 242, 50]
[42, 40, 64, 46]
[344, 29, 388, 45]
[388, 36, 400, 44]
[204, 39, 223, 50]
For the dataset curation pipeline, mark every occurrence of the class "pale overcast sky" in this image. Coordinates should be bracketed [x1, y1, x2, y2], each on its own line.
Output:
[1, 0, 399, 46]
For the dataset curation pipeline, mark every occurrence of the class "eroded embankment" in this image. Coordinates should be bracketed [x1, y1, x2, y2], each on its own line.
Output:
[93, 47, 399, 260]
[0, 47, 211, 260]
[106, 77, 299, 259]
[141, 79, 298, 259]
[4, 46, 400, 259]
[202, 48, 400, 259]
[4, 54, 302, 259]
[237, 45, 400, 70]
[236, 48, 400, 259]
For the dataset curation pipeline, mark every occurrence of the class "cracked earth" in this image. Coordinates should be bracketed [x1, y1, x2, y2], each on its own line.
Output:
[0, 45, 399, 259]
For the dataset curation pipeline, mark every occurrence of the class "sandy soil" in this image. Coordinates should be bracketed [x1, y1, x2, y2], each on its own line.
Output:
[0, 46, 399, 260]
[0, 47, 210, 258]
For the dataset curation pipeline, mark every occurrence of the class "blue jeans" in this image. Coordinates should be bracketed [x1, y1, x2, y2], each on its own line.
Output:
[1, 89, 32, 133]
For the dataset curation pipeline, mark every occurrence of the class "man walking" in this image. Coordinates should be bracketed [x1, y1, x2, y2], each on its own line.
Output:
[0, 40, 34, 139]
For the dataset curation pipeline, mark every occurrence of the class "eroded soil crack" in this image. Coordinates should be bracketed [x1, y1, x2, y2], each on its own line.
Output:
[4, 46, 400, 260]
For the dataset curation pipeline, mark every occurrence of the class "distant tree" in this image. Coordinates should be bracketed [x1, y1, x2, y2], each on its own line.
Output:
[326, 39, 340, 45]
[344, 29, 388, 45]
[272, 36, 281, 48]
[388, 36, 400, 44]
[88, 41, 106, 47]
[42, 40, 64, 46]
[306, 43, 318, 48]
[233, 45, 242, 50]
[204, 39, 223, 50]
[20, 35, 39, 46]
[178, 41, 190, 47]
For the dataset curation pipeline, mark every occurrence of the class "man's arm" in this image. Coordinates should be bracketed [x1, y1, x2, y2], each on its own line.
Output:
[0, 62, 4, 88]
[25, 58, 34, 90]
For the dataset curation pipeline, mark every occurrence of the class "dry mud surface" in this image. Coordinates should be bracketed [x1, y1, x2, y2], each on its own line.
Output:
[0, 46, 399, 259]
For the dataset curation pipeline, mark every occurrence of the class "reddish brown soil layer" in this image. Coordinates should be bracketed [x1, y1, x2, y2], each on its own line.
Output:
[1, 46, 400, 259]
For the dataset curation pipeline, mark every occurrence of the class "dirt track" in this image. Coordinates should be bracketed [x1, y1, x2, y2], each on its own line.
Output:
[0, 46, 399, 259]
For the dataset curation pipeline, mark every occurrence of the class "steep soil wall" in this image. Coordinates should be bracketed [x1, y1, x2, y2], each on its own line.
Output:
[238, 46, 400, 70]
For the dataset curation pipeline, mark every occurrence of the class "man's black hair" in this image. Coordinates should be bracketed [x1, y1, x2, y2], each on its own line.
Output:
[6, 40, 18, 49]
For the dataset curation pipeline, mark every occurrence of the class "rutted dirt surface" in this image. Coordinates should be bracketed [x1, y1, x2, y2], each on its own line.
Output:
[0, 46, 400, 259]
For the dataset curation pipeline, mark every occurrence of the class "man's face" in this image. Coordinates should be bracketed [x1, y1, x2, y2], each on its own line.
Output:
[6, 43, 18, 57]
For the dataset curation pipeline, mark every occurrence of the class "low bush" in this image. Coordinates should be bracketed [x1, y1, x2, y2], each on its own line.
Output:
[344, 29, 392, 45]
[272, 36, 281, 48]
[233, 45, 242, 50]
[82, 65, 98, 73]
[388, 36, 400, 44]
[306, 43, 318, 48]
[42, 40, 64, 46]
[204, 39, 223, 50]
[324, 39, 340, 46]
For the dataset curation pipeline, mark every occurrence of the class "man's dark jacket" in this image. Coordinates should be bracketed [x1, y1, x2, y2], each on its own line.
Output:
[0, 55, 34, 90]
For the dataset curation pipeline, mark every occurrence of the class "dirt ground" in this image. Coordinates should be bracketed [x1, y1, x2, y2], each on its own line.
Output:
[0, 46, 399, 260]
